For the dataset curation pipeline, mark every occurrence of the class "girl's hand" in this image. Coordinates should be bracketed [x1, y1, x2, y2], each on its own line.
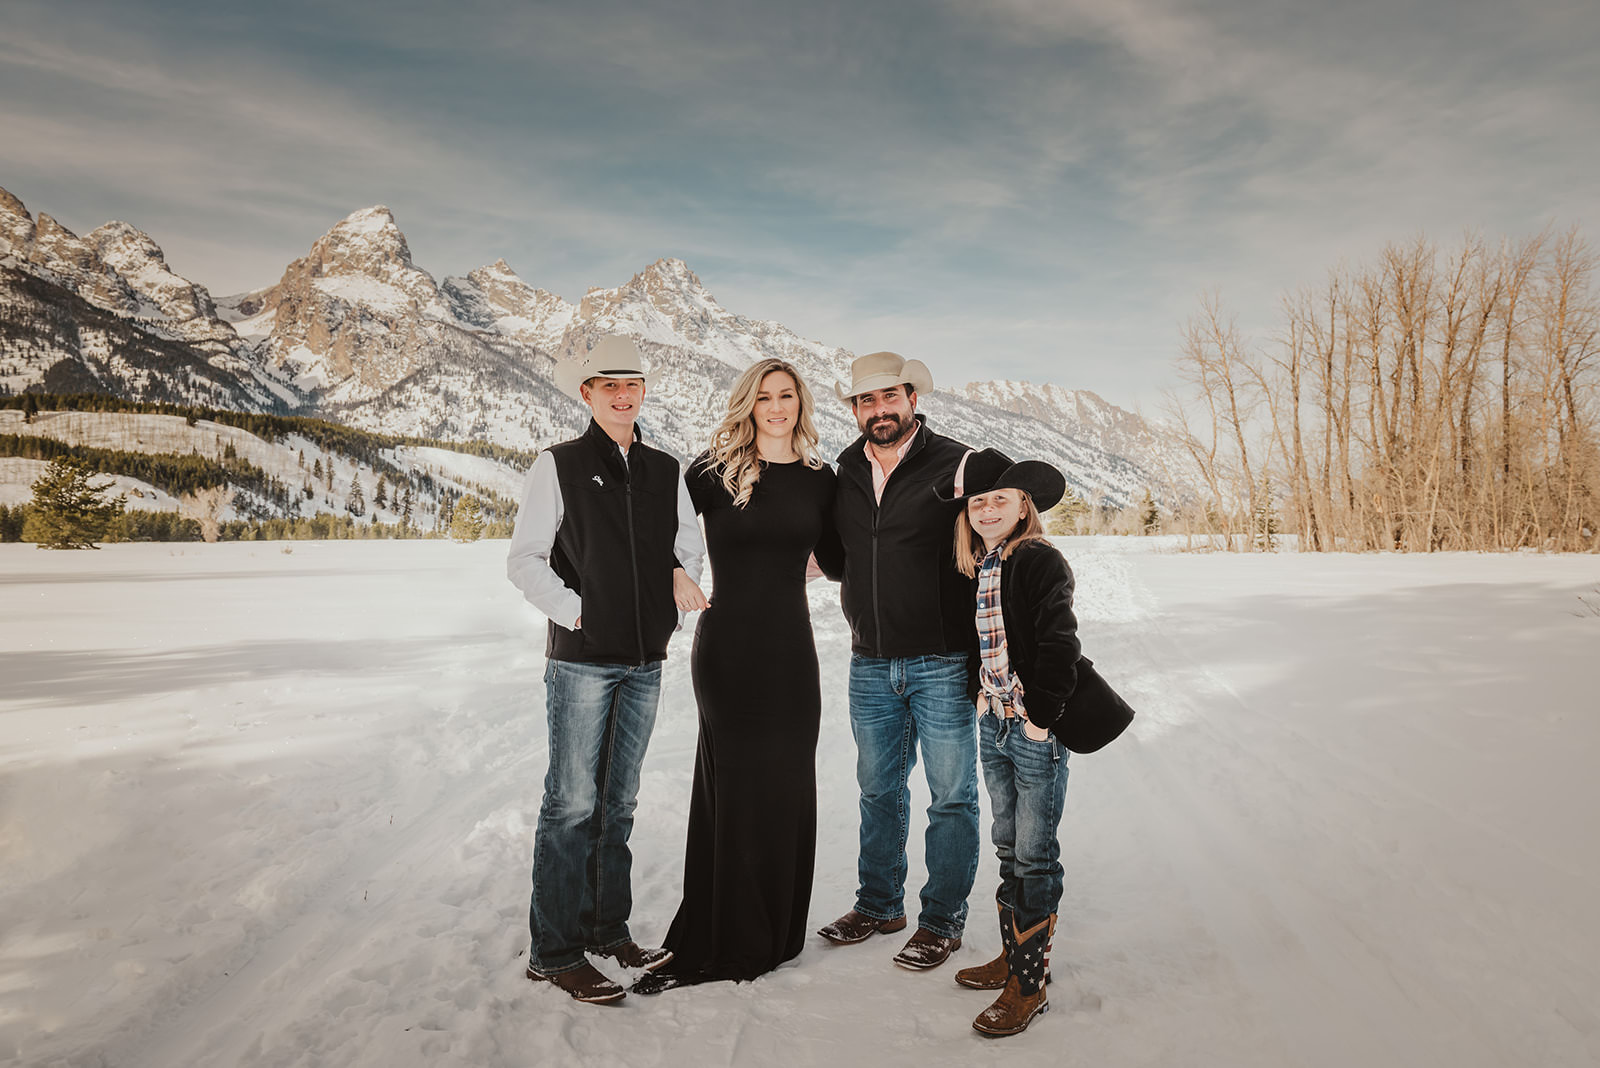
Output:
[674, 568, 710, 611]
[1021, 717, 1050, 742]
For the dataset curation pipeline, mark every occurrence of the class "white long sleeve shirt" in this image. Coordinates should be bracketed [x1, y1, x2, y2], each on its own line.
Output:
[505, 442, 705, 630]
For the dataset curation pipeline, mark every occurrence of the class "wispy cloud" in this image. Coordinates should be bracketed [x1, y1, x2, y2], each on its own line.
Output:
[2, 0, 1596, 406]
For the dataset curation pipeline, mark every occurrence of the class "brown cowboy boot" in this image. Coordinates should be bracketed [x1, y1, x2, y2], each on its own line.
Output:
[972, 913, 1055, 1037]
[955, 951, 1009, 990]
[956, 903, 1053, 990]
[955, 902, 1010, 990]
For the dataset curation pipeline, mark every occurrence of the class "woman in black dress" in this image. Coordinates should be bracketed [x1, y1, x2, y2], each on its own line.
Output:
[634, 358, 842, 994]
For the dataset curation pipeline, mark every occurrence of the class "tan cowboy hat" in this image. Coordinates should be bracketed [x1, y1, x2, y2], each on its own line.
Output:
[833, 351, 935, 405]
[554, 335, 662, 400]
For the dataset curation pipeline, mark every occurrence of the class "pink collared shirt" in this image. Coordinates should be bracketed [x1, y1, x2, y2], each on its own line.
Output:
[866, 428, 920, 504]
[864, 429, 971, 504]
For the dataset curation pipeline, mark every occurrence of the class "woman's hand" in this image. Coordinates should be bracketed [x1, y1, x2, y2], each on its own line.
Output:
[673, 568, 710, 611]
[1021, 716, 1050, 742]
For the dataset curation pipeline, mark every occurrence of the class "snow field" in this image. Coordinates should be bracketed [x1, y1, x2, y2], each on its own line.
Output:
[1, 539, 1598, 1066]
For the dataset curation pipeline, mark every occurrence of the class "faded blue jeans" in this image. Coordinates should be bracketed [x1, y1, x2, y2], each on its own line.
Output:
[848, 653, 980, 939]
[978, 713, 1070, 930]
[529, 658, 662, 974]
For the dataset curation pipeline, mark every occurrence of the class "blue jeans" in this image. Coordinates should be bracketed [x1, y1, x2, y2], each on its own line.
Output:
[848, 653, 980, 939]
[978, 713, 1070, 930]
[529, 658, 662, 974]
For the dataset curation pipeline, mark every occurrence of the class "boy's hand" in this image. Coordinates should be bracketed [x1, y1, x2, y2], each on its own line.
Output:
[673, 568, 710, 611]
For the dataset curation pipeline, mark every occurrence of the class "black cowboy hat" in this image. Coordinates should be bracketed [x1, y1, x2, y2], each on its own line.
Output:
[936, 448, 1067, 514]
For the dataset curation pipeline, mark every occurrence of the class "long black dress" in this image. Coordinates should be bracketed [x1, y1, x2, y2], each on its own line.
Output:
[658, 454, 842, 984]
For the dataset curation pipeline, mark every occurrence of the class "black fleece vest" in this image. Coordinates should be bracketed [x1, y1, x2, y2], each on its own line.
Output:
[546, 420, 682, 665]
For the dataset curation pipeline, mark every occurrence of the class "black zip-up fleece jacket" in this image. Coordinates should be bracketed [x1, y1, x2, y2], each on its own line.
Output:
[967, 538, 1082, 731]
[546, 420, 681, 665]
[835, 416, 978, 657]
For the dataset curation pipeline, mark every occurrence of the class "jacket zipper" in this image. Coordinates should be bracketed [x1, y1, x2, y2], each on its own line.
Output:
[870, 499, 882, 654]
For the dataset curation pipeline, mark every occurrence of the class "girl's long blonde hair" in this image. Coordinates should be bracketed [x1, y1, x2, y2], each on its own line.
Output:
[704, 358, 824, 508]
[953, 490, 1048, 577]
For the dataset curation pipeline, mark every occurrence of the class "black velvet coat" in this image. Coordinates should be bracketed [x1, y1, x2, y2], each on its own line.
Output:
[966, 538, 1081, 732]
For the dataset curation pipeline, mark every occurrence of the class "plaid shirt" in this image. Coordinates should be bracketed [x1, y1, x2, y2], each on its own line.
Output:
[976, 546, 1026, 719]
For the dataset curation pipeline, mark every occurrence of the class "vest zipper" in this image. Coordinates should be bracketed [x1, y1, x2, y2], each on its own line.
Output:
[624, 457, 644, 661]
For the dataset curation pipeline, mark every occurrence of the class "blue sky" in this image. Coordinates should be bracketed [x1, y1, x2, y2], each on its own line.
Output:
[3, 0, 1597, 410]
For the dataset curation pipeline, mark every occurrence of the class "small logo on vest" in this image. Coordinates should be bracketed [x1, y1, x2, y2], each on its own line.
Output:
[591, 475, 605, 487]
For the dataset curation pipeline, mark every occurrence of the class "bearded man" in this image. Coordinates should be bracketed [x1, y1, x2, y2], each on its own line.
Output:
[818, 351, 981, 972]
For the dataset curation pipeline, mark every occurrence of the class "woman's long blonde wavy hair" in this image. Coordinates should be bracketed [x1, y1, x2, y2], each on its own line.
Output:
[704, 358, 825, 508]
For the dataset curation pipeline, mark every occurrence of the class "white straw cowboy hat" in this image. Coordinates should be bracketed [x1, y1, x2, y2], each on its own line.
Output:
[554, 335, 662, 401]
[833, 351, 935, 405]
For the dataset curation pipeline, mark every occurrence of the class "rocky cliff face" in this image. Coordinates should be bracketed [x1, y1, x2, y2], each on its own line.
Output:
[0, 189, 238, 350]
[254, 206, 463, 395]
[442, 258, 576, 352]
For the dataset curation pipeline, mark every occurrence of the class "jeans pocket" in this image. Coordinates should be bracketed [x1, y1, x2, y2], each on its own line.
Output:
[1015, 725, 1060, 764]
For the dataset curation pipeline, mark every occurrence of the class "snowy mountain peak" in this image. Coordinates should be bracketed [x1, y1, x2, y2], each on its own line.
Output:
[17, 209, 142, 315]
[641, 256, 702, 286]
[579, 256, 723, 327]
[465, 258, 530, 292]
[0, 186, 35, 260]
[304, 204, 418, 279]
[254, 205, 451, 395]
[86, 221, 234, 341]
[443, 259, 576, 351]
[634, 256, 712, 305]
[88, 220, 166, 265]
[338, 204, 400, 235]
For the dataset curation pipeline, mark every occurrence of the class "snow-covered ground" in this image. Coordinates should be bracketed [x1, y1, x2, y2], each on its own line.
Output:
[2, 538, 1598, 1067]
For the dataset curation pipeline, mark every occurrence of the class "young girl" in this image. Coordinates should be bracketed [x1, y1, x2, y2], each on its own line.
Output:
[942, 448, 1079, 1037]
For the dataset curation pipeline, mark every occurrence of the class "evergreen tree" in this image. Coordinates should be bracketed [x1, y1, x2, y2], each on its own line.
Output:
[1140, 489, 1161, 536]
[348, 474, 366, 516]
[401, 483, 413, 529]
[1043, 487, 1090, 536]
[374, 474, 388, 510]
[0, 503, 27, 542]
[313, 457, 323, 481]
[451, 495, 486, 542]
[22, 393, 40, 423]
[1252, 476, 1280, 552]
[24, 457, 126, 549]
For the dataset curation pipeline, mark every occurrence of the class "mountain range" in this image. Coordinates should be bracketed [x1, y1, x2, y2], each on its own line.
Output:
[0, 185, 1185, 508]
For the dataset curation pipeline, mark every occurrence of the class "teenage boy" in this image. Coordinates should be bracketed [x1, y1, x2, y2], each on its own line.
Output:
[507, 335, 707, 1003]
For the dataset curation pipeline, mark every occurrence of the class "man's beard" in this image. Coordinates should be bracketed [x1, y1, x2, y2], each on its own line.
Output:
[864, 411, 915, 446]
